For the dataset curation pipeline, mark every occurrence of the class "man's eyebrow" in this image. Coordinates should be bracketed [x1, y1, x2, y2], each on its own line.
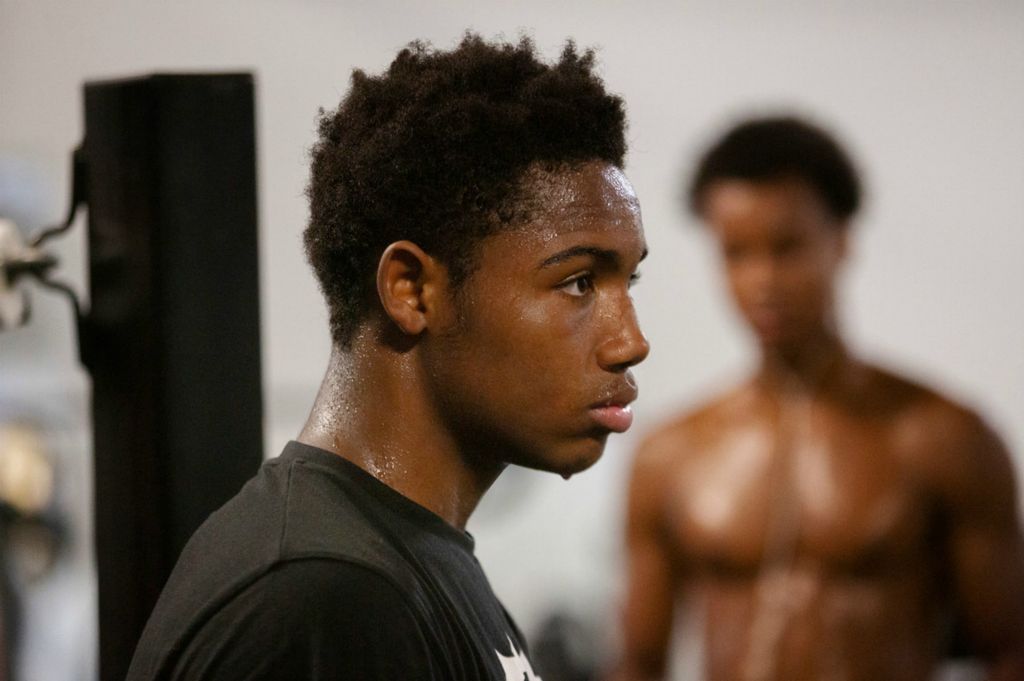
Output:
[539, 245, 647, 269]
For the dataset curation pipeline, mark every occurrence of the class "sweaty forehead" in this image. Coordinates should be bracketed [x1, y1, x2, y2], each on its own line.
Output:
[513, 160, 641, 232]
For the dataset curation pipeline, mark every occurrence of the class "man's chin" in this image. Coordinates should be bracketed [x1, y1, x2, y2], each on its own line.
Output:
[549, 437, 608, 479]
[514, 437, 607, 479]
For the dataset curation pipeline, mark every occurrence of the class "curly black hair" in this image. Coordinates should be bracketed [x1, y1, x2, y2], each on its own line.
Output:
[305, 33, 627, 346]
[688, 116, 861, 223]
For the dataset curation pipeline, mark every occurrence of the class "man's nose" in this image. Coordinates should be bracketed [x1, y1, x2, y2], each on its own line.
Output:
[596, 298, 650, 372]
[749, 253, 783, 287]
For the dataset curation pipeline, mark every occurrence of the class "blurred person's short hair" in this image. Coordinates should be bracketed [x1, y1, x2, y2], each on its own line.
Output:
[688, 116, 861, 224]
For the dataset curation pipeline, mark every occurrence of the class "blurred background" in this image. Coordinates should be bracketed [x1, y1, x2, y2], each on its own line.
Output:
[1, 1, 1022, 679]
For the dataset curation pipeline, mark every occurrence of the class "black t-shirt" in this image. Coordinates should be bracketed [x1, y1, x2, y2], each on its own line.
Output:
[127, 441, 542, 680]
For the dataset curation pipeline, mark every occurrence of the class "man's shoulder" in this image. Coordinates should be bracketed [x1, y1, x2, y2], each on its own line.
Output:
[128, 450, 436, 680]
[172, 448, 404, 575]
[858, 363, 1016, 503]
[857, 362, 994, 449]
[164, 447, 420, 611]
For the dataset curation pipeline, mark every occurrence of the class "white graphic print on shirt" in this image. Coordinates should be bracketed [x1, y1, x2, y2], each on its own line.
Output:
[496, 634, 542, 681]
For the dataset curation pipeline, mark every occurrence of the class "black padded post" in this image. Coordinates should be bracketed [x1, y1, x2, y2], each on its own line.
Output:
[81, 73, 263, 681]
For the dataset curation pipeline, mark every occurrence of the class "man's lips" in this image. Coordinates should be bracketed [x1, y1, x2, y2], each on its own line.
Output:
[589, 404, 634, 433]
[588, 386, 638, 433]
[748, 304, 789, 339]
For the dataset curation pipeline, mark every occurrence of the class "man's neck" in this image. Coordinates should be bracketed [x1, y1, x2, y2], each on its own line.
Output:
[297, 342, 503, 530]
[755, 327, 851, 397]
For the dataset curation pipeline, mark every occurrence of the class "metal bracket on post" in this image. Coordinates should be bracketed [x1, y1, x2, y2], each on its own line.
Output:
[0, 146, 89, 360]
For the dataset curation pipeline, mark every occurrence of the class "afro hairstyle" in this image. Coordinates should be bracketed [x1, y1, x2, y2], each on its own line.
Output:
[305, 33, 627, 347]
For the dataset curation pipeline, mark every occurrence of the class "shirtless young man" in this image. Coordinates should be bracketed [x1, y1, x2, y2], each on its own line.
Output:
[615, 117, 1024, 681]
[127, 36, 648, 680]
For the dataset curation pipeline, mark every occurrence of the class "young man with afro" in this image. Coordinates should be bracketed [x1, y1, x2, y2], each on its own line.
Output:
[127, 34, 649, 681]
[614, 117, 1024, 681]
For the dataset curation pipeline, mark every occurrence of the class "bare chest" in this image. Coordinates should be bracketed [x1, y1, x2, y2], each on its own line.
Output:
[666, 414, 932, 576]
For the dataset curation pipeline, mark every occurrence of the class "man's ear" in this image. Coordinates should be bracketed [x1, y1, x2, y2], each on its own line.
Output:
[375, 241, 446, 337]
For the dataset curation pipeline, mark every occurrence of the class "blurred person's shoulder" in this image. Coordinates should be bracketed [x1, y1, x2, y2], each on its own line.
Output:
[856, 362, 996, 449]
[858, 363, 1015, 500]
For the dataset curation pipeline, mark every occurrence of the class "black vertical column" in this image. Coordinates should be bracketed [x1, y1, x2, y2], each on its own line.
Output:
[81, 74, 264, 681]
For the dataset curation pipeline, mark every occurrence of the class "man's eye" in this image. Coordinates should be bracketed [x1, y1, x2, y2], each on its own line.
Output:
[559, 274, 595, 297]
[629, 271, 642, 289]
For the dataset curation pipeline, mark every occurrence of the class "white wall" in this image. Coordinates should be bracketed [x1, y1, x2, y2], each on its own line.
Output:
[2, 1, 1022, 679]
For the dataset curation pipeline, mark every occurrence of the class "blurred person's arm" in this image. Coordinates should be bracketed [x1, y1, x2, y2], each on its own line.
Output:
[610, 434, 680, 681]
[927, 406, 1024, 681]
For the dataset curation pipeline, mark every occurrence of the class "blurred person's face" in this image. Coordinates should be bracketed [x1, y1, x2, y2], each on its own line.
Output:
[420, 161, 650, 478]
[702, 177, 848, 350]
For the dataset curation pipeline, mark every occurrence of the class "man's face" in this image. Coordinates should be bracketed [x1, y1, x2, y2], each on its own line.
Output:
[422, 161, 649, 477]
[702, 177, 847, 350]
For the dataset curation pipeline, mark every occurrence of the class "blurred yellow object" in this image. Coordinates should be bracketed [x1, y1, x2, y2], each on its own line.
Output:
[0, 423, 54, 516]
